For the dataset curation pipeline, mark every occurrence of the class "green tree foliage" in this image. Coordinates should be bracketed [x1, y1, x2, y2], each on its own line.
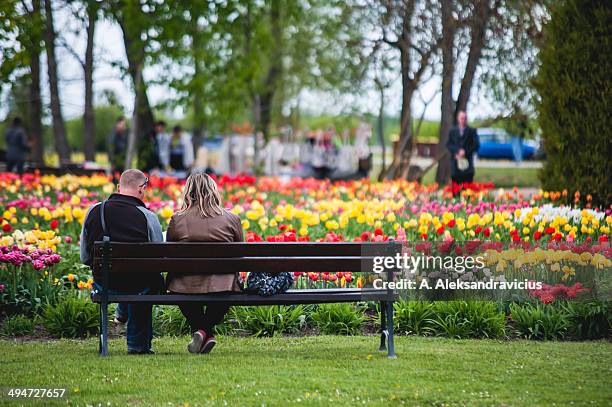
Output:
[0, 1, 31, 83]
[534, 0, 612, 207]
[153, 0, 366, 138]
[0, 0, 44, 163]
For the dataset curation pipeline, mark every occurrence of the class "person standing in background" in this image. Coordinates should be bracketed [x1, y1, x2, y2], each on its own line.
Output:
[447, 110, 480, 185]
[311, 129, 337, 179]
[5, 117, 30, 174]
[109, 117, 128, 175]
[160, 125, 194, 175]
[138, 120, 167, 173]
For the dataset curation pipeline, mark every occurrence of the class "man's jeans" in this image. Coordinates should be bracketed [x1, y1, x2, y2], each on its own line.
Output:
[93, 283, 157, 352]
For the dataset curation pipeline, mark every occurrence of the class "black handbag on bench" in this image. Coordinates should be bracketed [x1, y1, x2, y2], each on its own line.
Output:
[246, 272, 294, 296]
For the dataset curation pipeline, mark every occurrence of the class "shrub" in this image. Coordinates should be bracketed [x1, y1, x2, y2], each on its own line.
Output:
[461, 301, 506, 339]
[561, 301, 611, 340]
[0, 286, 38, 317]
[311, 303, 364, 335]
[393, 301, 435, 336]
[431, 302, 472, 339]
[432, 301, 506, 339]
[1, 314, 36, 337]
[232, 305, 306, 337]
[534, 0, 612, 206]
[509, 302, 570, 340]
[41, 294, 98, 338]
[153, 306, 191, 337]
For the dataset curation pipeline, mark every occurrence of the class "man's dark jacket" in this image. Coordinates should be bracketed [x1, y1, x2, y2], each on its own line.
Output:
[446, 126, 480, 176]
[80, 193, 163, 291]
[138, 131, 161, 172]
[5, 126, 29, 162]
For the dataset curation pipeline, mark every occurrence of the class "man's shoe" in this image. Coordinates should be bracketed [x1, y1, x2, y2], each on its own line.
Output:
[113, 310, 127, 324]
[127, 349, 154, 355]
[200, 334, 217, 354]
[114, 316, 127, 324]
[187, 330, 206, 354]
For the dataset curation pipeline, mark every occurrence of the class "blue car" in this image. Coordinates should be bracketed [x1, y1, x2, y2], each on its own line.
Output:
[477, 128, 537, 160]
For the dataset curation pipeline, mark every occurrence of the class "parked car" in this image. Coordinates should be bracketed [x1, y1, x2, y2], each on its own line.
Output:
[476, 128, 537, 160]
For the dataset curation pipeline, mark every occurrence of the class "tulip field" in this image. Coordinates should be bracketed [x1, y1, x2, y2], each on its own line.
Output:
[0, 172, 610, 339]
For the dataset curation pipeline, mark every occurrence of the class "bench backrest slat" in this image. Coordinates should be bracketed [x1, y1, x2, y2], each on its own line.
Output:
[94, 242, 397, 258]
[93, 257, 382, 273]
[92, 241, 402, 274]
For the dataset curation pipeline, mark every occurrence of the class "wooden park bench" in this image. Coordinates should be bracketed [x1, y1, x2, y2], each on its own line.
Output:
[91, 241, 402, 358]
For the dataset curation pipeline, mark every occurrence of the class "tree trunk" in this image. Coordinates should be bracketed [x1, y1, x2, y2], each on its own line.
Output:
[393, 48, 415, 179]
[258, 0, 282, 142]
[192, 91, 204, 147]
[192, 46, 204, 149]
[28, 0, 44, 167]
[376, 81, 386, 181]
[435, 0, 456, 185]
[191, 8, 205, 149]
[43, 0, 71, 165]
[455, 0, 491, 115]
[118, 19, 154, 144]
[243, 2, 259, 172]
[252, 94, 261, 173]
[83, 1, 96, 162]
[125, 65, 141, 170]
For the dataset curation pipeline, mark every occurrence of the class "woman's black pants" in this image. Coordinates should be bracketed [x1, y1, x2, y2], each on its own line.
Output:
[178, 303, 231, 335]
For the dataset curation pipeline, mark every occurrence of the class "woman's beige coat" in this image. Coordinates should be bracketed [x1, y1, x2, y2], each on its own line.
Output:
[165, 208, 243, 293]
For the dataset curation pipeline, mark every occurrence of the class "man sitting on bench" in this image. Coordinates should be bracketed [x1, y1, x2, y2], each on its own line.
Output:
[80, 169, 164, 354]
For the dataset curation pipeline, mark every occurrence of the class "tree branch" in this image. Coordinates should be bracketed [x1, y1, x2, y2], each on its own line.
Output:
[57, 35, 85, 69]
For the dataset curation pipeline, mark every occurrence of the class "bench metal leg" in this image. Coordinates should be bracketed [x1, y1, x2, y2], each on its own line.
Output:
[99, 302, 109, 357]
[385, 300, 397, 359]
[379, 301, 387, 351]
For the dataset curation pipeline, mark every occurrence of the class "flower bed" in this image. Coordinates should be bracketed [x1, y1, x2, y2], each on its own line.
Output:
[0, 173, 610, 339]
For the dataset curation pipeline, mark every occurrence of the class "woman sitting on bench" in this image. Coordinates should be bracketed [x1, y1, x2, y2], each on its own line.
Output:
[165, 170, 244, 354]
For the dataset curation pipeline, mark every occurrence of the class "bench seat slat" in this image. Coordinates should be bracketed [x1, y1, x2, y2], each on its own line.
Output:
[92, 257, 380, 273]
[91, 289, 395, 305]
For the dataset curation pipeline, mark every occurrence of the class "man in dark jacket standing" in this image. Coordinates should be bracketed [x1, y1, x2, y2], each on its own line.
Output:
[447, 110, 480, 185]
[138, 120, 166, 173]
[109, 117, 127, 175]
[80, 169, 163, 354]
[5, 117, 29, 174]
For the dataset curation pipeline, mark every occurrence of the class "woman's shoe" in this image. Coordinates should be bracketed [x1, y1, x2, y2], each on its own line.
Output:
[187, 330, 206, 354]
[200, 334, 216, 354]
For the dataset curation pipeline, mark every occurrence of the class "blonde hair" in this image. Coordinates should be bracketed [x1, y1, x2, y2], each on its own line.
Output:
[178, 171, 223, 218]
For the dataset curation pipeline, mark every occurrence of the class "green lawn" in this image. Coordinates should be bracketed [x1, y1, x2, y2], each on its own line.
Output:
[1, 336, 610, 406]
[421, 166, 541, 188]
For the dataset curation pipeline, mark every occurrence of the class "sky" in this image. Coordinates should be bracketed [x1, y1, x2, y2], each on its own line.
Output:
[2, 6, 499, 127]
